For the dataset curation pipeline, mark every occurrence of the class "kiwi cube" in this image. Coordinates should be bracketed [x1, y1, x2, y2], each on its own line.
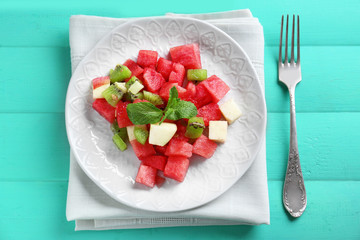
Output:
[113, 133, 127, 151]
[187, 69, 207, 81]
[109, 64, 132, 83]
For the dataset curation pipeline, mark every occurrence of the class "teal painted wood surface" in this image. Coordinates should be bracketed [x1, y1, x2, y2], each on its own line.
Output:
[1, 0, 359, 239]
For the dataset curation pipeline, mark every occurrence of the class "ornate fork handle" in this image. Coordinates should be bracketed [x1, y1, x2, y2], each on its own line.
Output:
[283, 86, 307, 217]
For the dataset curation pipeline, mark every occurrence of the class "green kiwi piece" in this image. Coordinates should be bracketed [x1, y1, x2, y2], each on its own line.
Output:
[187, 69, 207, 81]
[113, 133, 127, 151]
[134, 126, 149, 145]
[143, 91, 164, 106]
[185, 117, 205, 139]
[111, 122, 128, 140]
[124, 92, 144, 102]
[109, 64, 132, 83]
[102, 85, 124, 107]
[125, 76, 143, 89]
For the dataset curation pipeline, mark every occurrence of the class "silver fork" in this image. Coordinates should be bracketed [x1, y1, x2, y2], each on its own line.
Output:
[278, 15, 307, 217]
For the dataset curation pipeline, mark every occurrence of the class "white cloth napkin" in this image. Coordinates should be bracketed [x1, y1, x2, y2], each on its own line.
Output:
[66, 9, 269, 230]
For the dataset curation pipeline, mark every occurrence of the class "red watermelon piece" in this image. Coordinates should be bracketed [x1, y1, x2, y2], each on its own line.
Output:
[130, 140, 156, 159]
[159, 82, 187, 101]
[197, 103, 222, 126]
[168, 63, 185, 86]
[135, 164, 157, 188]
[192, 135, 217, 159]
[181, 81, 196, 101]
[173, 122, 189, 141]
[133, 99, 149, 103]
[164, 156, 190, 182]
[92, 99, 116, 123]
[169, 43, 201, 69]
[116, 101, 133, 128]
[92, 76, 110, 89]
[123, 59, 143, 78]
[189, 83, 212, 108]
[143, 68, 166, 93]
[155, 175, 166, 187]
[155, 145, 167, 154]
[201, 75, 230, 103]
[141, 155, 167, 171]
[137, 50, 158, 69]
[157, 57, 173, 80]
[165, 138, 193, 158]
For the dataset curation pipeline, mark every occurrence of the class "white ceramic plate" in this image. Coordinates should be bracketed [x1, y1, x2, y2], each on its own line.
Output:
[65, 17, 266, 212]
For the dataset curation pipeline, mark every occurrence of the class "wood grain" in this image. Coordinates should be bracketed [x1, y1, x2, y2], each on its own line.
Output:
[0, 1, 359, 47]
[0, 181, 359, 239]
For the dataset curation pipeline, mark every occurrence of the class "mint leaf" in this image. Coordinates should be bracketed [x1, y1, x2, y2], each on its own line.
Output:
[166, 100, 197, 120]
[158, 108, 174, 125]
[126, 102, 163, 125]
[165, 86, 180, 111]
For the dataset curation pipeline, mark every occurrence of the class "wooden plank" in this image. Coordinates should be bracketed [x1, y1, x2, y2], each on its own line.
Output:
[0, 113, 70, 180]
[0, 47, 71, 113]
[0, 0, 359, 47]
[0, 46, 359, 113]
[266, 112, 360, 180]
[265, 46, 360, 113]
[0, 181, 359, 239]
[0, 112, 359, 181]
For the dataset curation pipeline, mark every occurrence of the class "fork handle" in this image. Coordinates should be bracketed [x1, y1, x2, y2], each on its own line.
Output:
[283, 87, 307, 217]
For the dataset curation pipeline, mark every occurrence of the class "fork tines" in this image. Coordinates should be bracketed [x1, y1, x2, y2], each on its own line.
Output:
[279, 15, 300, 65]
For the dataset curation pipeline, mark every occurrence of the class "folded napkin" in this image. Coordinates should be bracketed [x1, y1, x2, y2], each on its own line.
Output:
[66, 9, 269, 230]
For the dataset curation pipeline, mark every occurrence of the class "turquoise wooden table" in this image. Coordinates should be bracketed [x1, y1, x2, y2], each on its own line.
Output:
[1, 0, 360, 239]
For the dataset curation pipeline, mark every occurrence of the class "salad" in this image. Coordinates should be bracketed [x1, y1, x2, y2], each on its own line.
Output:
[91, 43, 243, 188]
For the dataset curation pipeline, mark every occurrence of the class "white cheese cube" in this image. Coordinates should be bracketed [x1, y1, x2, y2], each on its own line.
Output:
[126, 125, 147, 141]
[128, 81, 144, 94]
[149, 123, 177, 146]
[93, 84, 110, 99]
[219, 98, 242, 124]
[209, 121, 228, 143]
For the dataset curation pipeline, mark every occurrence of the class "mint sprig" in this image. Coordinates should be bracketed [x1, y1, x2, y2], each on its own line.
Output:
[126, 102, 163, 124]
[126, 87, 197, 125]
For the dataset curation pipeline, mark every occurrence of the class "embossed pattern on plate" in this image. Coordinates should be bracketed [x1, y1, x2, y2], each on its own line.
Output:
[65, 17, 266, 212]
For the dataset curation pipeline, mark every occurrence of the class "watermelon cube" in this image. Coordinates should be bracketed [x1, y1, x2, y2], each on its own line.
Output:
[159, 82, 187, 101]
[181, 82, 196, 101]
[143, 68, 166, 93]
[157, 57, 173, 80]
[165, 138, 193, 158]
[155, 175, 166, 187]
[116, 101, 133, 128]
[130, 139, 156, 158]
[189, 83, 212, 108]
[192, 135, 217, 159]
[133, 99, 150, 104]
[92, 99, 116, 123]
[173, 122, 189, 141]
[135, 164, 157, 188]
[92, 76, 110, 99]
[155, 145, 167, 154]
[140, 155, 167, 171]
[164, 156, 190, 182]
[169, 43, 201, 69]
[137, 50, 158, 69]
[197, 103, 222, 126]
[123, 59, 143, 78]
[201, 75, 230, 103]
[168, 63, 185, 86]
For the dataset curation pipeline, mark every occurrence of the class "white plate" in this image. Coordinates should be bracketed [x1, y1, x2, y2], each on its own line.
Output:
[65, 17, 266, 212]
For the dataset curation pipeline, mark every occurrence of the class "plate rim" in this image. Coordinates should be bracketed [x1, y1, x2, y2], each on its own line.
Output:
[65, 16, 267, 212]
